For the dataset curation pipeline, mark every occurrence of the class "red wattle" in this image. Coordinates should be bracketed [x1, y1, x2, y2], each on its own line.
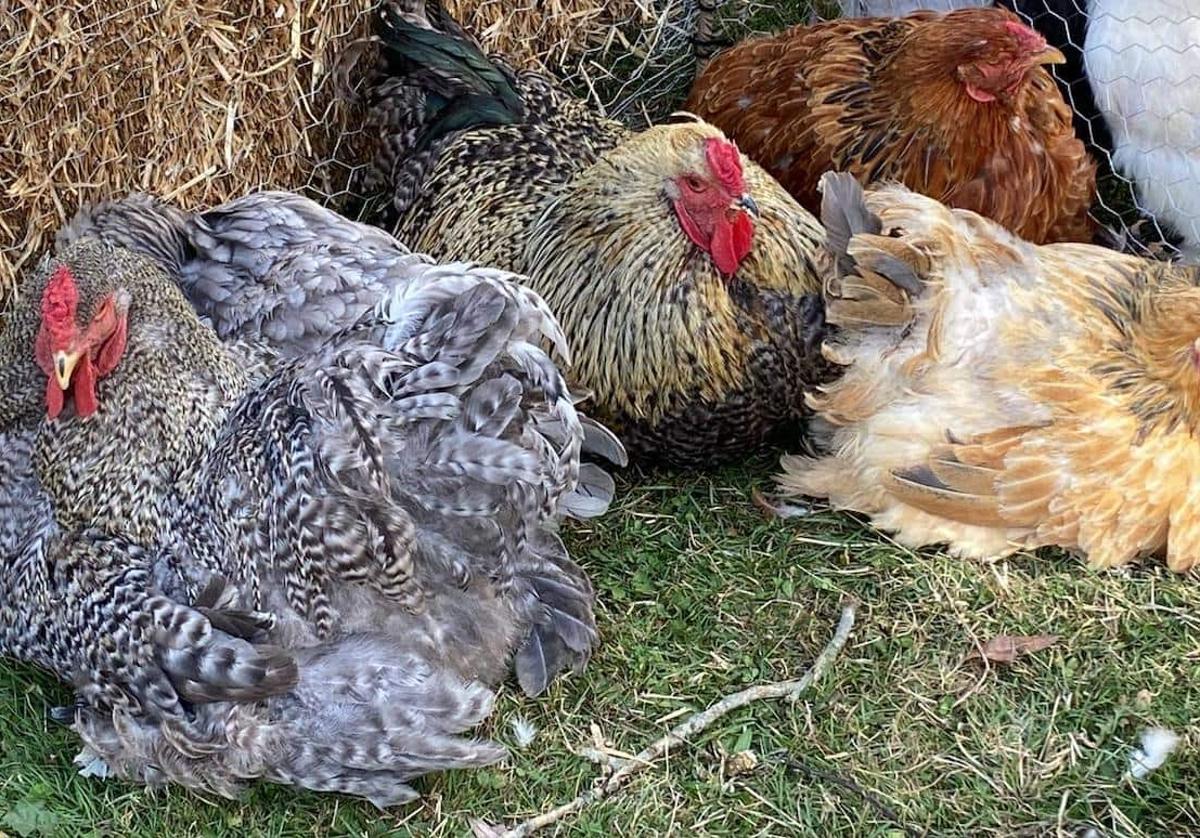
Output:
[731, 211, 754, 264]
[710, 211, 755, 276]
[95, 312, 129, 377]
[710, 217, 739, 275]
[965, 83, 996, 103]
[73, 355, 99, 418]
[45, 376, 64, 420]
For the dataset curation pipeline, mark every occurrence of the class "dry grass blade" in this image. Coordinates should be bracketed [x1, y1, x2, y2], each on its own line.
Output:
[967, 635, 1061, 664]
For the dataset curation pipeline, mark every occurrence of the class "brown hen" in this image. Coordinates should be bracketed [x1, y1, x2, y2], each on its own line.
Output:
[685, 8, 1097, 245]
[780, 173, 1200, 571]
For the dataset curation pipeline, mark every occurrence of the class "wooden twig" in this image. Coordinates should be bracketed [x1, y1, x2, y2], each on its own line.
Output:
[474, 600, 858, 838]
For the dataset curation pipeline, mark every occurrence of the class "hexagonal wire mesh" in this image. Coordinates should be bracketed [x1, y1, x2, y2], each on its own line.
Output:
[805, 0, 1200, 260]
[538, 0, 1200, 270]
[0, 0, 698, 303]
[3, 0, 1198, 309]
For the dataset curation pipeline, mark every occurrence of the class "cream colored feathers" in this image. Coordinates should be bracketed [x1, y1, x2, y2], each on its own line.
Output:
[781, 172, 1200, 571]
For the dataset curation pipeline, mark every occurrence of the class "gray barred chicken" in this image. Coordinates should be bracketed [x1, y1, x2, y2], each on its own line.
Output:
[0, 242, 248, 544]
[53, 189, 557, 363]
[0, 233, 621, 806]
[54, 188, 625, 501]
[347, 0, 830, 467]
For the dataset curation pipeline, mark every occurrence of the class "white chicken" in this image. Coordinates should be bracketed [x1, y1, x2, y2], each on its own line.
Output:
[1085, 0, 1200, 261]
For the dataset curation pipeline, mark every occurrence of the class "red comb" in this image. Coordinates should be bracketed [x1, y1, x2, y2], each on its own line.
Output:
[704, 137, 746, 196]
[1004, 20, 1047, 53]
[41, 266, 79, 340]
[41, 265, 78, 327]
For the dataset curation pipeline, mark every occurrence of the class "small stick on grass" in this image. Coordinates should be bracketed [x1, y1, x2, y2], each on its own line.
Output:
[475, 600, 858, 838]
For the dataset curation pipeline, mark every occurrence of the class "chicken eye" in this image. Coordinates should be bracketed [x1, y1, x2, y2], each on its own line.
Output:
[684, 175, 708, 193]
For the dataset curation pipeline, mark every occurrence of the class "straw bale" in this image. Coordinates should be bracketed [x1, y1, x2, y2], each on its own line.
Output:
[0, 0, 376, 304]
[445, 0, 661, 73]
[0, 0, 699, 306]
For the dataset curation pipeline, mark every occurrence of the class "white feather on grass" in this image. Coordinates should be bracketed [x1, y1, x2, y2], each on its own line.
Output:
[509, 715, 538, 749]
[73, 747, 112, 778]
[1127, 727, 1180, 780]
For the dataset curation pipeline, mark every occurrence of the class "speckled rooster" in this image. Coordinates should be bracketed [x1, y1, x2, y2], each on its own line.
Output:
[348, 0, 830, 467]
[1, 233, 621, 806]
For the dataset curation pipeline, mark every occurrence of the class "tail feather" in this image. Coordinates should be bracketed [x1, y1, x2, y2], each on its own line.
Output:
[374, 0, 525, 149]
[818, 172, 928, 331]
[561, 462, 617, 519]
[148, 593, 299, 704]
[581, 415, 629, 467]
[819, 171, 882, 277]
[510, 532, 597, 697]
[397, 281, 519, 379]
[353, 0, 527, 216]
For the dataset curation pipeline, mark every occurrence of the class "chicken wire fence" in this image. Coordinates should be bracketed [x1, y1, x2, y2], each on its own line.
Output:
[0, 0, 372, 302]
[3, 0, 1198, 305]
[517, 0, 1200, 265]
[820, 0, 1200, 261]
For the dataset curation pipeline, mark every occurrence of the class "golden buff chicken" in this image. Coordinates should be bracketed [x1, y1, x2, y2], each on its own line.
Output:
[779, 172, 1200, 571]
[349, 0, 831, 467]
[685, 8, 1097, 245]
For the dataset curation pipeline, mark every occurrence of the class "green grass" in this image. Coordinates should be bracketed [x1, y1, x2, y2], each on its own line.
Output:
[3, 2, 1194, 835]
[3, 461, 1199, 837]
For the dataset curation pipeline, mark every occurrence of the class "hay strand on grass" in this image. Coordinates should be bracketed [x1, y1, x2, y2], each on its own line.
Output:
[473, 600, 859, 838]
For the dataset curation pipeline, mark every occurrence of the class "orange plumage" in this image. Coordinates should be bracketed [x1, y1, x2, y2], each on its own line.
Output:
[780, 173, 1200, 571]
[685, 8, 1097, 245]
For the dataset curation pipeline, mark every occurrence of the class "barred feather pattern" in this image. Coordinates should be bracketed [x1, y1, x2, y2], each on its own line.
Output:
[0, 501, 297, 768]
[3, 242, 250, 544]
[3, 238, 620, 806]
[171, 275, 609, 649]
[352, 1, 831, 466]
[55, 190, 567, 365]
[132, 271, 614, 801]
[0, 487, 490, 809]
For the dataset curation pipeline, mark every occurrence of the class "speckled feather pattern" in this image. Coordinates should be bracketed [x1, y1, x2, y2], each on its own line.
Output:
[3, 243, 250, 545]
[357, 2, 830, 466]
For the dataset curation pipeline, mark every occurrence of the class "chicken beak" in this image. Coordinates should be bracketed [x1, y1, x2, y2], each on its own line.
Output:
[737, 194, 760, 217]
[1031, 45, 1066, 66]
[53, 350, 81, 391]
